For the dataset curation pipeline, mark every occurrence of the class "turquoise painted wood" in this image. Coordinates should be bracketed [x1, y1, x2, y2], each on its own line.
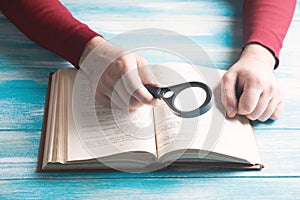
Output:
[1, 0, 300, 199]
[1, 178, 300, 199]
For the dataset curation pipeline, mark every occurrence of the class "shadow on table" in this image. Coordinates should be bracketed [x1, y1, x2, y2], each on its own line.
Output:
[32, 166, 260, 180]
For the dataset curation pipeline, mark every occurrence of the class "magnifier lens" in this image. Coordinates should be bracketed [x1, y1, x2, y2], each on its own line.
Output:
[173, 87, 207, 112]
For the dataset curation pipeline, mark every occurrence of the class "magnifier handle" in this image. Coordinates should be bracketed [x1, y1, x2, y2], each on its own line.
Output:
[144, 84, 163, 99]
[144, 82, 212, 118]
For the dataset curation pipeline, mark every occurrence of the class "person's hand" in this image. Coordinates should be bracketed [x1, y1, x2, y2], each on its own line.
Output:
[221, 43, 284, 121]
[79, 36, 159, 109]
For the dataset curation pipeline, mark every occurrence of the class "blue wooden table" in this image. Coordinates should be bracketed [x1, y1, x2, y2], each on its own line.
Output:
[1, 1, 300, 199]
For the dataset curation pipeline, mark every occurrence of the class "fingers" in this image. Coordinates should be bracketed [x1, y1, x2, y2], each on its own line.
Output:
[81, 40, 158, 109]
[221, 71, 238, 118]
[136, 54, 159, 86]
[95, 52, 158, 109]
[245, 92, 270, 120]
[112, 77, 144, 109]
[237, 85, 282, 122]
[223, 48, 285, 122]
[258, 99, 284, 121]
[238, 90, 284, 122]
[270, 101, 284, 120]
[237, 79, 284, 121]
[238, 85, 263, 116]
[119, 56, 158, 107]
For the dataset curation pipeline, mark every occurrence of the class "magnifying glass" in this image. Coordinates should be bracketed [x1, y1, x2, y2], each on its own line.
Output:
[144, 81, 212, 118]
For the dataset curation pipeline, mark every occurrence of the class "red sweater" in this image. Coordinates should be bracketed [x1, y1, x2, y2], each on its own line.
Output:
[0, 0, 296, 68]
[243, 0, 296, 67]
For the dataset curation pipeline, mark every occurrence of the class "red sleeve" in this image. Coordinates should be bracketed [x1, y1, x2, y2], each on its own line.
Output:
[0, 0, 101, 67]
[243, 0, 296, 67]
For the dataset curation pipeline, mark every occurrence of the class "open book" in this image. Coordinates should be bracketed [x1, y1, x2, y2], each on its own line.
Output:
[38, 62, 263, 172]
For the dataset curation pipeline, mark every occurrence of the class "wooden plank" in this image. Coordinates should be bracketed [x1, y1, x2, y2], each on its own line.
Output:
[0, 67, 56, 87]
[0, 15, 70, 69]
[0, 178, 299, 199]
[62, 0, 244, 18]
[0, 88, 46, 130]
[0, 129, 299, 180]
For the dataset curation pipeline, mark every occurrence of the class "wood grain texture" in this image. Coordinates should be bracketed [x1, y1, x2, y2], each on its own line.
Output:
[1, 0, 300, 198]
[1, 178, 300, 199]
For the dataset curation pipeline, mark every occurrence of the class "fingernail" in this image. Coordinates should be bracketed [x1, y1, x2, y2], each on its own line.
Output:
[227, 106, 236, 117]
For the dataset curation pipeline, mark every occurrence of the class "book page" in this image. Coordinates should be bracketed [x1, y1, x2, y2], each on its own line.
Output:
[42, 72, 57, 168]
[52, 69, 68, 163]
[151, 62, 262, 165]
[65, 69, 157, 162]
[151, 62, 213, 158]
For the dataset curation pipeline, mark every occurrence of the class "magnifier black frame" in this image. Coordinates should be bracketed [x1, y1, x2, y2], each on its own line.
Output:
[144, 81, 212, 118]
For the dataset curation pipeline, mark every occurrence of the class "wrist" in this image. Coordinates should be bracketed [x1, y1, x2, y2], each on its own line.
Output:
[241, 43, 276, 71]
[79, 36, 106, 66]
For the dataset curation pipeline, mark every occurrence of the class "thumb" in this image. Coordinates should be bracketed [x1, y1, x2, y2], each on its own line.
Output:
[221, 71, 238, 118]
[135, 54, 159, 86]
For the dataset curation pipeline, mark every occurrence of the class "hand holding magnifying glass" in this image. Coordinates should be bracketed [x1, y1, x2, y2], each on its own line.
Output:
[144, 82, 212, 118]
